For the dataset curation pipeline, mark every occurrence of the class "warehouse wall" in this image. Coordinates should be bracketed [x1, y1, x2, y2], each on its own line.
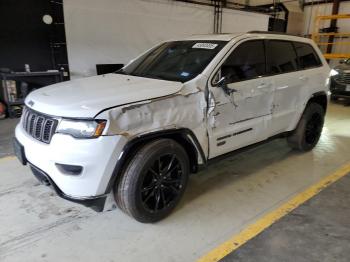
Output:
[63, 0, 268, 78]
[303, 2, 350, 35]
[303, 2, 350, 66]
[221, 8, 268, 33]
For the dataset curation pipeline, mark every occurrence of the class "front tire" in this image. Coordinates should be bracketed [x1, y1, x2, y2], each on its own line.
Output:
[287, 103, 325, 151]
[115, 139, 189, 223]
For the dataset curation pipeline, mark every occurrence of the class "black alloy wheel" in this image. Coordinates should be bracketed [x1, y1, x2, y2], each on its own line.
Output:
[141, 154, 184, 213]
[287, 102, 325, 151]
[115, 139, 189, 223]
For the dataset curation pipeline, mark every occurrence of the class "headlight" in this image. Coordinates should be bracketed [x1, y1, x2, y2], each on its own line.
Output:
[56, 119, 107, 138]
[330, 69, 339, 76]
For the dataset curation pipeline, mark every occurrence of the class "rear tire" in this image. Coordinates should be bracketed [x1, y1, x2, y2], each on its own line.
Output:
[287, 103, 325, 151]
[115, 139, 189, 223]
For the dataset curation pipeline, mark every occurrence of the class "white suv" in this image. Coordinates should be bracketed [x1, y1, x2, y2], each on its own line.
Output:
[14, 32, 330, 222]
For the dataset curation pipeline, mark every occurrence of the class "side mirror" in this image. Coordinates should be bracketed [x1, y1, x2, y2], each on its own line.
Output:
[216, 76, 227, 87]
[214, 76, 237, 95]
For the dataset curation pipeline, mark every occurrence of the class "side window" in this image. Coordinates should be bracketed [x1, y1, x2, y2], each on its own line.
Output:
[267, 40, 298, 74]
[220, 40, 266, 84]
[293, 42, 322, 69]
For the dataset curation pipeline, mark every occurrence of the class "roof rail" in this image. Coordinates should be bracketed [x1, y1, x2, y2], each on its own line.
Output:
[248, 31, 302, 37]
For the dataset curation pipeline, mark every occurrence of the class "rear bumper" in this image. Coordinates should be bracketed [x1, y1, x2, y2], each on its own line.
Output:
[30, 163, 107, 212]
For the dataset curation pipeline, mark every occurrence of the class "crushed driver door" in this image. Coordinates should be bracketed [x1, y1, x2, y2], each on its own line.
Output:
[207, 39, 274, 158]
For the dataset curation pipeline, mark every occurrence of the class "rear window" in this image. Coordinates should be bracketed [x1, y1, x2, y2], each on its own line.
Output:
[293, 42, 322, 69]
[266, 40, 298, 74]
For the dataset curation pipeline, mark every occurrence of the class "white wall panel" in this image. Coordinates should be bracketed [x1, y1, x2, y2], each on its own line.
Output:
[64, 0, 268, 78]
[221, 8, 268, 34]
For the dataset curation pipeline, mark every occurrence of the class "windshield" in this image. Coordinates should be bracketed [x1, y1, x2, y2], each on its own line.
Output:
[118, 40, 227, 82]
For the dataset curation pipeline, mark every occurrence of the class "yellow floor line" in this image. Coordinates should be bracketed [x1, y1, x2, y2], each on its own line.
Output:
[0, 156, 16, 162]
[198, 161, 350, 262]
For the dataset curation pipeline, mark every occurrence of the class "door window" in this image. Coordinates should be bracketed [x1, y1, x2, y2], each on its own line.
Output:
[266, 40, 298, 74]
[293, 42, 322, 69]
[219, 40, 266, 84]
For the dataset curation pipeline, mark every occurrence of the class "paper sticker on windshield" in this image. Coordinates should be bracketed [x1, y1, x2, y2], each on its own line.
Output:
[192, 43, 218, 49]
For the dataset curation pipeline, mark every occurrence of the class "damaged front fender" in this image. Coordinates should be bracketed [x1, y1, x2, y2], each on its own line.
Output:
[96, 80, 210, 164]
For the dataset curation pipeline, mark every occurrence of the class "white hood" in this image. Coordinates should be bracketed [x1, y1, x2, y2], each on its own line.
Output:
[25, 74, 183, 118]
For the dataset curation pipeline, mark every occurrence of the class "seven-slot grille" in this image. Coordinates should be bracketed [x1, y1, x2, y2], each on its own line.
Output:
[22, 107, 58, 143]
[334, 71, 350, 85]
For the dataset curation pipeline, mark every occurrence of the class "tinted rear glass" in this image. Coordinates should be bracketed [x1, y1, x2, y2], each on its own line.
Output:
[267, 40, 298, 74]
[293, 42, 322, 69]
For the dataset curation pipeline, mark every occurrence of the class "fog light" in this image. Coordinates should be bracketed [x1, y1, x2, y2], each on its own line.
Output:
[55, 163, 83, 175]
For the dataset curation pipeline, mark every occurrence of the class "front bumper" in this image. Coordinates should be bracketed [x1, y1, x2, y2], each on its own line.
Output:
[15, 122, 127, 198]
[29, 163, 107, 211]
[330, 79, 350, 97]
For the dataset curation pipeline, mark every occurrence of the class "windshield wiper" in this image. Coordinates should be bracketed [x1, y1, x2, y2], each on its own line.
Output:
[143, 73, 169, 81]
[114, 69, 128, 75]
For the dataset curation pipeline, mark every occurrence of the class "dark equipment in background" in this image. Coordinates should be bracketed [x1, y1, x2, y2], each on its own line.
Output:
[268, 18, 287, 32]
[243, 2, 289, 33]
[96, 64, 124, 75]
[0, 102, 6, 119]
[0, 0, 70, 79]
[174, 1, 289, 34]
[0, 70, 63, 118]
[0, 0, 69, 118]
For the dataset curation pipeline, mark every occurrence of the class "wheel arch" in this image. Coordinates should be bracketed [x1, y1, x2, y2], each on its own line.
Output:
[105, 128, 206, 194]
[289, 91, 328, 132]
[307, 91, 328, 112]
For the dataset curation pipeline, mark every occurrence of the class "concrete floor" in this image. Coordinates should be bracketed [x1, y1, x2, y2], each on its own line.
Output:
[0, 118, 19, 157]
[0, 102, 349, 262]
[221, 173, 350, 262]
